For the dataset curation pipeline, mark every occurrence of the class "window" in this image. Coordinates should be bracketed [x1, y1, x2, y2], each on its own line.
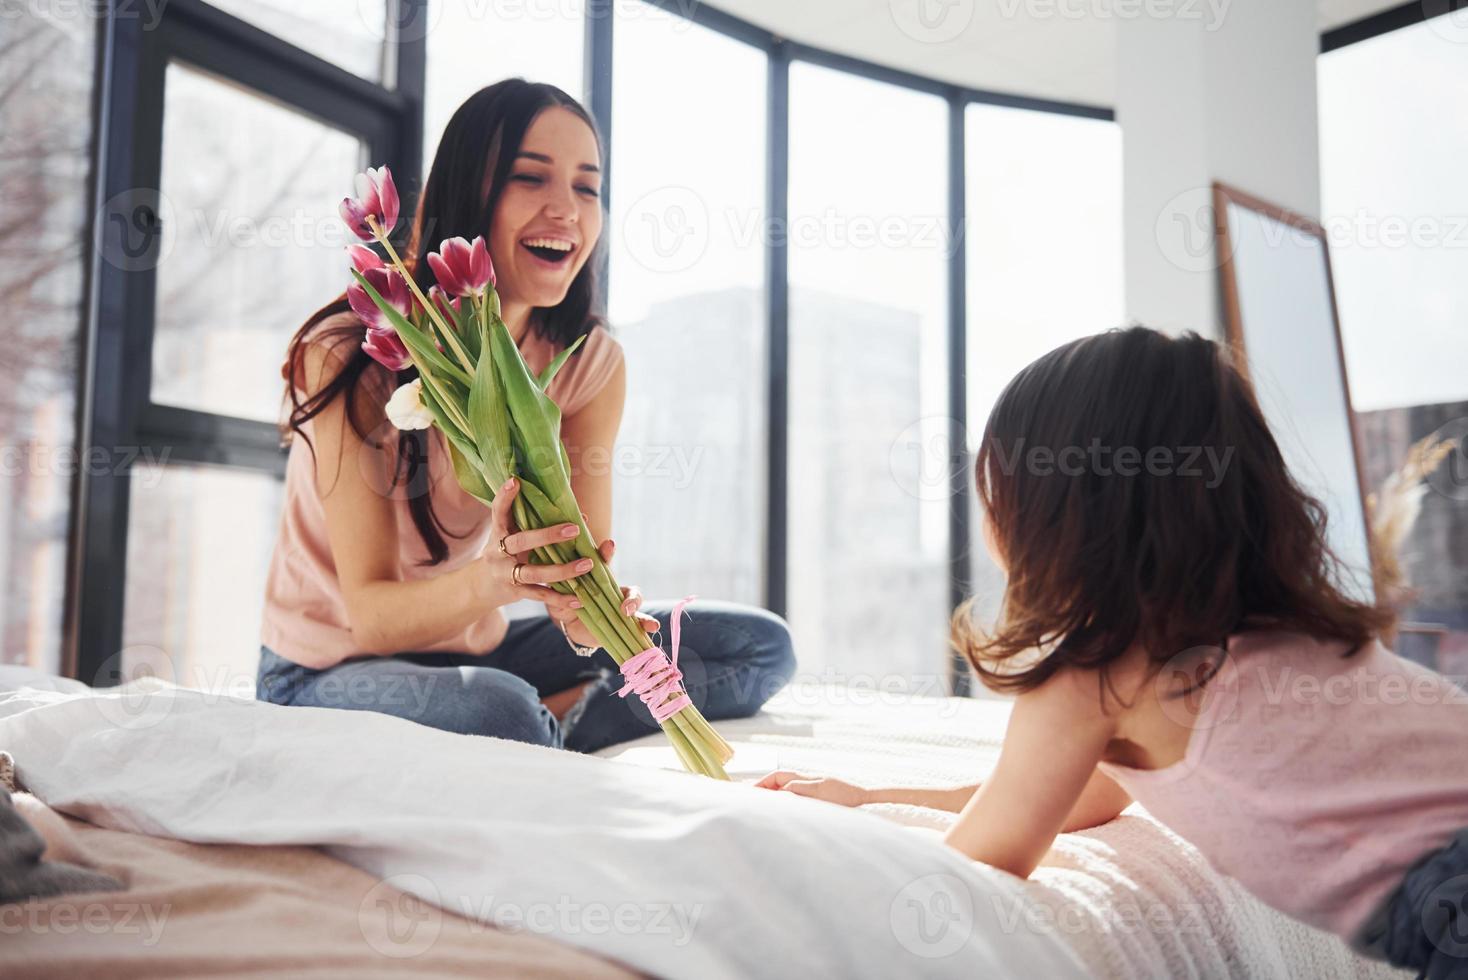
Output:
[77, 3, 410, 685]
[787, 63, 949, 688]
[0, 7, 95, 671]
[1320, 22, 1468, 412]
[120, 63, 371, 682]
[122, 465, 284, 691]
[607, 6, 767, 604]
[206, 0, 391, 82]
[150, 64, 366, 424]
[1320, 18, 1468, 674]
[424, 0, 585, 166]
[963, 104, 1124, 626]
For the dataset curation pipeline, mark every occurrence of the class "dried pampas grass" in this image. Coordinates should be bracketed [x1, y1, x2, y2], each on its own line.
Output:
[1367, 432, 1457, 608]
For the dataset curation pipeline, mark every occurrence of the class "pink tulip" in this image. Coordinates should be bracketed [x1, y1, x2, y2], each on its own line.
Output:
[346, 243, 384, 274]
[339, 166, 400, 241]
[426, 236, 494, 297]
[428, 285, 462, 322]
[347, 266, 414, 332]
[362, 326, 411, 372]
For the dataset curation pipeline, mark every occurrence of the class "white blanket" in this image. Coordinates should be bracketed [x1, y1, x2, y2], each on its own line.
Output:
[599, 685, 1411, 980]
[0, 680, 1087, 980]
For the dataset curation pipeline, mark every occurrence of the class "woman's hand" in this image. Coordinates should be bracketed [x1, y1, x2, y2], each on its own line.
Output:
[557, 539, 660, 647]
[484, 479, 658, 647]
[483, 477, 595, 622]
[584, 539, 660, 645]
[754, 771, 872, 807]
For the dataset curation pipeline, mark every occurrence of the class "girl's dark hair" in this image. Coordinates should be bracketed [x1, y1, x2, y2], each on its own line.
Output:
[955, 326, 1392, 695]
[280, 79, 605, 564]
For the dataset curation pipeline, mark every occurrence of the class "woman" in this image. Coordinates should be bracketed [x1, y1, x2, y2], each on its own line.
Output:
[257, 80, 795, 752]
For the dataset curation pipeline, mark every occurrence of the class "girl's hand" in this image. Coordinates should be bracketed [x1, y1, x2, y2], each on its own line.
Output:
[754, 771, 871, 807]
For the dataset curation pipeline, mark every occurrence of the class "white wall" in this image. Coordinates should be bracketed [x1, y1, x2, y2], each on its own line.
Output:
[1116, 0, 1322, 337]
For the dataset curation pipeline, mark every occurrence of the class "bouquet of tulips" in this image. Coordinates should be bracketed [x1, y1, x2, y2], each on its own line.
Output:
[339, 166, 733, 778]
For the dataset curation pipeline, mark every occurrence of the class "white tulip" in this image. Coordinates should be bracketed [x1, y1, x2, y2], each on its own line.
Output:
[385, 379, 434, 430]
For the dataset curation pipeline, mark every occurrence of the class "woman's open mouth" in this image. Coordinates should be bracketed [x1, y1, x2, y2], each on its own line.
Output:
[520, 236, 577, 268]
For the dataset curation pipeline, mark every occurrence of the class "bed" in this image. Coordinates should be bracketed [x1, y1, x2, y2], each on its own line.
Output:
[0, 669, 1410, 978]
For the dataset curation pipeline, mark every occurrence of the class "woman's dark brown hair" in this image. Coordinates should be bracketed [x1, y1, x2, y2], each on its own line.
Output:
[955, 326, 1392, 695]
[280, 79, 605, 563]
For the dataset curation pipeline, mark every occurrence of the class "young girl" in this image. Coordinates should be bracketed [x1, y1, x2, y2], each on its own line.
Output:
[760, 327, 1468, 977]
[257, 80, 795, 752]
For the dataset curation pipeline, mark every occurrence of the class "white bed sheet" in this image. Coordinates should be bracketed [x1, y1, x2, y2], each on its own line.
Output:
[0, 679, 1086, 980]
[599, 684, 1413, 980]
[0, 667, 1412, 979]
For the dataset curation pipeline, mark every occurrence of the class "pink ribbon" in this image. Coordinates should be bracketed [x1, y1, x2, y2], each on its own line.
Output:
[617, 594, 696, 724]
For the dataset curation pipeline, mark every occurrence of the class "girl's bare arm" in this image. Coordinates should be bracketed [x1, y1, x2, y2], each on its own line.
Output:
[943, 670, 1124, 877]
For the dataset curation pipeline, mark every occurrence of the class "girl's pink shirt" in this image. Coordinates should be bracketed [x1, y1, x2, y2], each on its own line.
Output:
[1098, 630, 1468, 942]
[259, 313, 623, 669]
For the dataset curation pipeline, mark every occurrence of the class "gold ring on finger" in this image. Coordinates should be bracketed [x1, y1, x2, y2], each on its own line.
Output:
[498, 534, 513, 558]
[511, 563, 526, 587]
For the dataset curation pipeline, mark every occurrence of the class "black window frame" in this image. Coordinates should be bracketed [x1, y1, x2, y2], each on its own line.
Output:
[71, 0, 426, 682]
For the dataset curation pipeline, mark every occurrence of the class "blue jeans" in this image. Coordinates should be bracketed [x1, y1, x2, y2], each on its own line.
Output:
[1355, 827, 1468, 980]
[256, 600, 796, 754]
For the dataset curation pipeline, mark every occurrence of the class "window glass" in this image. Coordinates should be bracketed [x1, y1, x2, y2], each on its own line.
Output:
[787, 62, 950, 689]
[206, 0, 390, 82]
[963, 104, 1124, 635]
[122, 465, 284, 691]
[607, 6, 767, 605]
[1320, 19, 1468, 675]
[424, 0, 585, 167]
[150, 63, 365, 424]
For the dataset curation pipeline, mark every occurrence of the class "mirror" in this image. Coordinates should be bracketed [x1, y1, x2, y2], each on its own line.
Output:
[1214, 181, 1377, 602]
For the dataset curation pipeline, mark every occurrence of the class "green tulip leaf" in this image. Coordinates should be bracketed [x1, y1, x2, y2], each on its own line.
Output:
[537, 333, 586, 390]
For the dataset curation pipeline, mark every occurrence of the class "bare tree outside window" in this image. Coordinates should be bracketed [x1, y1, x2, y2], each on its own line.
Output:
[0, 6, 95, 671]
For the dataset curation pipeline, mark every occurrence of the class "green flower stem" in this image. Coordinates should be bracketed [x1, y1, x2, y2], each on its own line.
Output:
[511, 496, 650, 657]
[523, 549, 630, 661]
[512, 533, 626, 656]
[669, 712, 725, 776]
[662, 723, 704, 776]
[517, 548, 728, 777]
[517, 535, 730, 775]
[413, 361, 473, 435]
[495, 448, 730, 777]
[689, 712, 734, 763]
